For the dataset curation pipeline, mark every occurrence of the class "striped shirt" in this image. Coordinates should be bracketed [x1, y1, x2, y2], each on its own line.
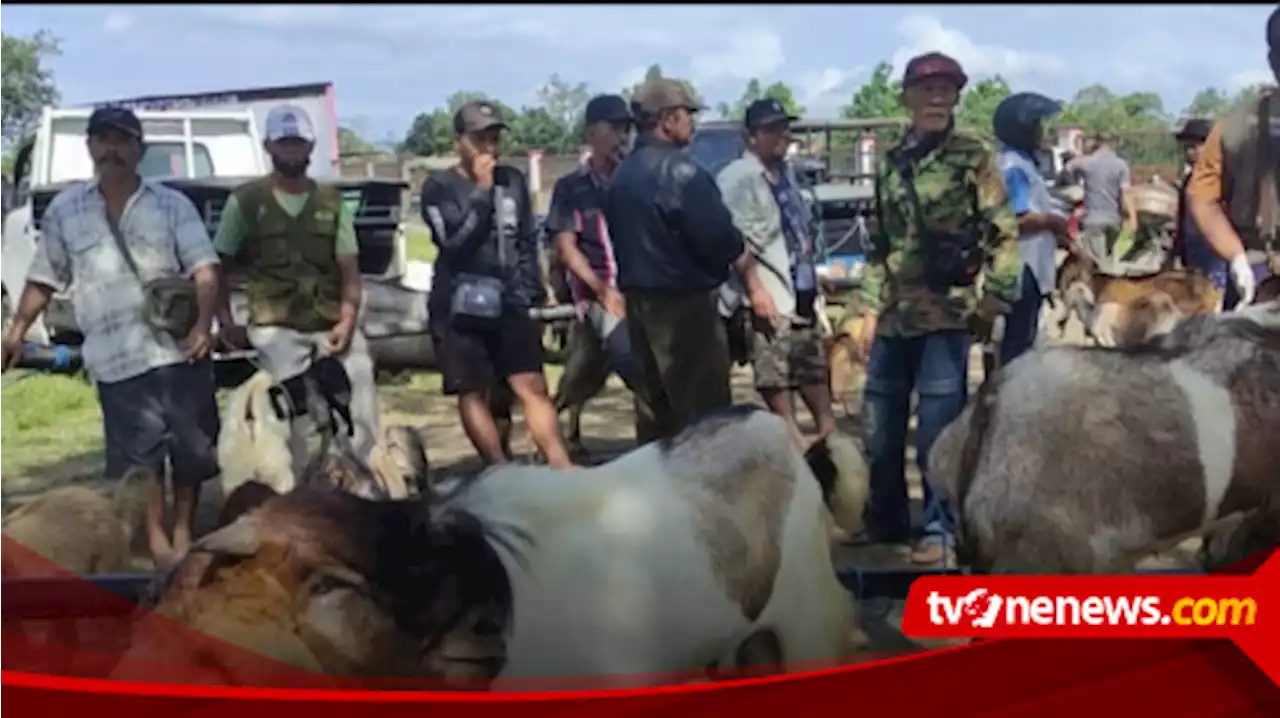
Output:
[25, 178, 220, 384]
[546, 163, 618, 311]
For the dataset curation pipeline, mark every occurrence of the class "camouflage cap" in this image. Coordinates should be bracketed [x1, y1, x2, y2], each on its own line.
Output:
[631, 78, 704, 117]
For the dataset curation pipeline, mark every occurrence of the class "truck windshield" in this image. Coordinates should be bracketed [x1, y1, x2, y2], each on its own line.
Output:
[138, 143, 215, 179]
[689, 130, 744, 176]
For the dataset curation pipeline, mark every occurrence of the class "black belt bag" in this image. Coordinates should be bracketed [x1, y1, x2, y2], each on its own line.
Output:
[450, 186, 510, 333]
[893, 157, 985, 289]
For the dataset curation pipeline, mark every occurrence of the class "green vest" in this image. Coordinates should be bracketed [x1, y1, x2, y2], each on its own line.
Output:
[1221, 91, 1280, 256]
[234, 178, 344, 332]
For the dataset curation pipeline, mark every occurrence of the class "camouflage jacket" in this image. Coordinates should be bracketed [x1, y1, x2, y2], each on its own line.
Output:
[858, 129, 1022, 338]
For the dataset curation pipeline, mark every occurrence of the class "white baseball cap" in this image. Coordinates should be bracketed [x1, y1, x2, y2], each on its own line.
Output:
[264, 104, 316, 142]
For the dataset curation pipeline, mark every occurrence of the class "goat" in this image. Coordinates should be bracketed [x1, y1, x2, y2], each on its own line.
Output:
[124, 406, 871, 690]
[3, 467, 154, 678]
[217, 367, 423, 501]
[928, 300, 1280, 574]
[1055, 256, 1222, 347]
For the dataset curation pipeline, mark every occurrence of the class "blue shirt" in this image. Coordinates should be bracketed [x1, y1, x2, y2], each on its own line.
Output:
[1002, 164, 1034, 216]
[769, 171, 816, 292]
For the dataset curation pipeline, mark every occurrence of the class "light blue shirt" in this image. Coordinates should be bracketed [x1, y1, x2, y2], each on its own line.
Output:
[998, 146, 1059, 297]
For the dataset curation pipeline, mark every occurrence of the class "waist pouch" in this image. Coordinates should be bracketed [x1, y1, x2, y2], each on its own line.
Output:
[450, 186, 512, 334]
[922, 229, 984, 289]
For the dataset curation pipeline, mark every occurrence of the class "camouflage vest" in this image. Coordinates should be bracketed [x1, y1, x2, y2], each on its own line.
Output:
[233, 178, 344, 332]
[1221, 91, 1280, 258]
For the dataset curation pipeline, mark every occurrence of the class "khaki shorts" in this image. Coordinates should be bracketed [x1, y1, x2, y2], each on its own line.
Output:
[751, 320, 828, 391]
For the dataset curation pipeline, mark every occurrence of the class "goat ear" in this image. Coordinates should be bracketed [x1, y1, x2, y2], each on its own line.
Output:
[195, 516, 263, 556]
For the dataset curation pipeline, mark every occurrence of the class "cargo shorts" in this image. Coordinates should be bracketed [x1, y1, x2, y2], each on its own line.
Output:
[750, 319, 828, 391]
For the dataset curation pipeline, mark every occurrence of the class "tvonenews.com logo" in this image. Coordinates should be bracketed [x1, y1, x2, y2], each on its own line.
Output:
[925, 589, 1259, 630]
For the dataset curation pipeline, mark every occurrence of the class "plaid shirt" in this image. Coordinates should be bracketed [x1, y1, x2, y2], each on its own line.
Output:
[26, 178, 219, 384]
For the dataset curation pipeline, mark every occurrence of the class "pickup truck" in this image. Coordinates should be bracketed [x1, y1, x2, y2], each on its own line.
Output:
[1, 106, 435, 384]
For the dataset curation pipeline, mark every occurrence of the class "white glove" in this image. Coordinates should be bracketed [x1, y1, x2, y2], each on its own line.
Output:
[1229, 254, 1256, 307]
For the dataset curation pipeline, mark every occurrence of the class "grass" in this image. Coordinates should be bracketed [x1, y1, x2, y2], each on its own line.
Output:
[1, 372, 105, 479]
[403, 221, 438, 263]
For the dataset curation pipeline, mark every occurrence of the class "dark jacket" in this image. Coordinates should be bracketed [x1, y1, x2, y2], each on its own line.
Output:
[604, 136, 745, 293]
[420, 165, 542, 315]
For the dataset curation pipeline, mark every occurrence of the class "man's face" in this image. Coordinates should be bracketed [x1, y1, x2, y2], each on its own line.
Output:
[585, 120, 631, 162]
[902, 78, 960, 134]
[660, 107, 696, 145]
[267, 137, 314, 179]
[749, 120, 792, 162]
[456, 128, 503, 161]
[1182, 139, 1204, 167]
[87, 128, 142, 181]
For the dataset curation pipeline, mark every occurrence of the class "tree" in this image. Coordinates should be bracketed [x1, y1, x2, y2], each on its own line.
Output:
[508, 106, 568, 152]
[717, 78, 805, 121]
[956, 76, 1012, 140]
[2, 30, 61, 146]
[1182, 87, 1232, 120]
[840, 62, 903, 121]
[338, 126, 376, 155]
[535, 73, 589, 152]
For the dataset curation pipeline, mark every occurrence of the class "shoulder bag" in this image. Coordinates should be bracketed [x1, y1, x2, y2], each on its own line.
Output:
[105, 210, 199, 340]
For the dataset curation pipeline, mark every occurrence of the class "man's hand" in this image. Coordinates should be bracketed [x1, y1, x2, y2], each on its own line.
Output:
[969, 296, 1010, 343]
[601, 287, 626, 318]
[183, 325, 213, 361]
[474, 154, 497, 189]
[748, 285, 781, 327]
[1, 331, 25, 373]
[328, 318, 356, 355]
[217, 324, 249, 351]
[1229, 253, 1257, 307]
[853, 312, 878, 364]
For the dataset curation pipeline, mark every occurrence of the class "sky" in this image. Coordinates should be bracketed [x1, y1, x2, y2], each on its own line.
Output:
[3, 4, 1274, 144]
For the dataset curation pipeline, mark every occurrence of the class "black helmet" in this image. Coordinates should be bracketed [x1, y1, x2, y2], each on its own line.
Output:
[1175, 118, 1213, 143]
[992, 92, 1063, 155]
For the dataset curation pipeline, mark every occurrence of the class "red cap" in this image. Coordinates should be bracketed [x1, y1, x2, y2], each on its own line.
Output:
[902, 52, 968, 91]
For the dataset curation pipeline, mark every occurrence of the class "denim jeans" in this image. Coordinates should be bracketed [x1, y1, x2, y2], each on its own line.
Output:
[999, 267, 1045, 367]
[861, 329, 971, 543]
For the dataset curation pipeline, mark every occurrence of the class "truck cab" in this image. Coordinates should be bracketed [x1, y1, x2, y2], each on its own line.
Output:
[1, 106, 265, 344]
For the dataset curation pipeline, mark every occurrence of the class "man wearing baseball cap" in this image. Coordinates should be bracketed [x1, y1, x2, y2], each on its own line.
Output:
[1, 105, 224, 567]
[716, 98, 835, 451]
[605, 78, 775, 443]
[850, 51, 1020, 565]
[544, 94, 642, 454]
[420, 100, 574, 468]
[212, 103, 380, 472]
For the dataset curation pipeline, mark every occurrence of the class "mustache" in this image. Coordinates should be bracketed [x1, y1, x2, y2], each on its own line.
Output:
[96, 154, 126, 167]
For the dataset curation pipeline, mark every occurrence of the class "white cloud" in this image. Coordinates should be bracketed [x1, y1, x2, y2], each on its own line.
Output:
[1228, 67, 1274, 91]
[796, 65, 866, 108]
[689, 27, 786, 86]
[103, 11, 136, 33]
[615, 65, 650, 93]
[890, 13, 1066, 83]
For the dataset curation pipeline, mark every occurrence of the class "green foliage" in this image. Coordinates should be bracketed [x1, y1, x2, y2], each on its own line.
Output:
[338, 126, 376, 155]
[716, 78, 805, 121]
[955, 76, 1012, 141]
[2, 30, 61, 145]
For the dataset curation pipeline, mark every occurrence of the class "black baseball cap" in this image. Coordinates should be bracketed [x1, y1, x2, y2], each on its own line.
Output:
[453, 101, 508, 135]
[744, 98, 798, 131]
[1175, 118, 1213, 142]
[87, 106, 143, 141]
[584, 94, 632, 126]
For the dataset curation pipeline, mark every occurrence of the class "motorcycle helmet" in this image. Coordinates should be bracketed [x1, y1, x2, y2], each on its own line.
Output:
[992, 92, 1063, 156]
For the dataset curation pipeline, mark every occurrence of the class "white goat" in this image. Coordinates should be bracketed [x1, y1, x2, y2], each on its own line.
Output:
[929, 300, 1280, 574]
[217, 370, 296, 497]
